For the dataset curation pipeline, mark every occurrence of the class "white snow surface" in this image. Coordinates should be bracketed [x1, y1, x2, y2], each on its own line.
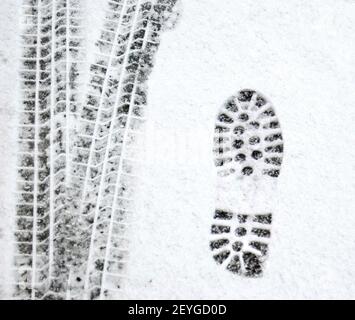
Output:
[125, 0, 355, 299]
[0, 0, 21, 298]
[1, 0, 355, 299]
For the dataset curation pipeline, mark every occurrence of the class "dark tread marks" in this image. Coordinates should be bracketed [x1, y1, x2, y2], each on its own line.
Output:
[15, 0, 84, 300]
[68, 0, 181, 300]
[214, 210, 233, 220]
[213, 89, 284, 179]
[210, 210, 271, 277]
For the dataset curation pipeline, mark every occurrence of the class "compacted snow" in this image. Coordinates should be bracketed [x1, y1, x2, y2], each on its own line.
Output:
[0, 0, 355, 299]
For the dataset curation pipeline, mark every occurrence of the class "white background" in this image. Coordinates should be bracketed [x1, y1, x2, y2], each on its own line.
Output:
[0, 0, 355, 299]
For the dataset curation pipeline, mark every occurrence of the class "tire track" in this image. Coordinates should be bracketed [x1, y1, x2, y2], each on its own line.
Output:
[15, 0, 84, 299]
[68, 0, 180, 299]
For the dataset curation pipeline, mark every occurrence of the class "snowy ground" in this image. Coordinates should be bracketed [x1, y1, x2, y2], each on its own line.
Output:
[125, 0, 355, 299]
[0, 0, 21, 298]
[1, 0, 355, 299]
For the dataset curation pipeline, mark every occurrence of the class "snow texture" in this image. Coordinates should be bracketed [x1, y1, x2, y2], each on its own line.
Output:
[0, 0, 355, 300]
[124, 0, 355, 299]
[4, 0, 180, 300]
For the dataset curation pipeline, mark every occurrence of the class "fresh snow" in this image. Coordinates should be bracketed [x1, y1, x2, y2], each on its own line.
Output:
[0, 0, 355, 299]
[125, 0, 355, 299]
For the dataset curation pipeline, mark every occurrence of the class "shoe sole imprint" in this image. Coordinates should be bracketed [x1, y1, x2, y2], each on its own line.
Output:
[211, 89, 284, 277]
[15, 0, 84, 300]
[68, 0, 180, 300]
